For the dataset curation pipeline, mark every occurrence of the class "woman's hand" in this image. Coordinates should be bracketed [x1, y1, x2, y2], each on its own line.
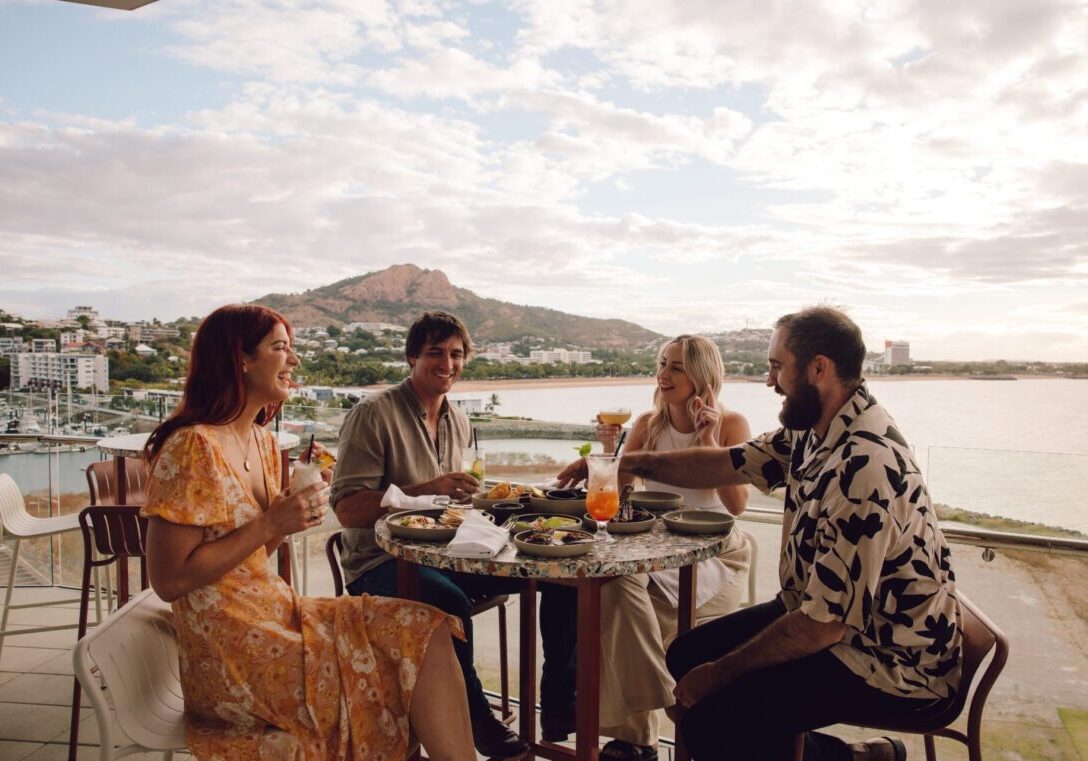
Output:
[691, 398, 721, 447]
[595, 415, 622, 455]
[268, 480, 328, 536]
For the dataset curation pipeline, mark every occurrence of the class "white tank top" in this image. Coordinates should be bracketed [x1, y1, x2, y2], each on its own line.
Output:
[642, 421, 727, 512]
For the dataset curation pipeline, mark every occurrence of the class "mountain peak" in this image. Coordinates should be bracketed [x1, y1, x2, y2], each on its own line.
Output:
[254, 264, 662, 350]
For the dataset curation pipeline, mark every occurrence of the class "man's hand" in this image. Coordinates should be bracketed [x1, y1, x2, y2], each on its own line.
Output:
[422, 472, 480, 501]
[673, 661, 727, 708]
[555, 458, 587, 488]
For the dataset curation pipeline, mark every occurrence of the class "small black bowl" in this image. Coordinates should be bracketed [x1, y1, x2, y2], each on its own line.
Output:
[484, 501, 525, 525]
[546, 488, 587, 500]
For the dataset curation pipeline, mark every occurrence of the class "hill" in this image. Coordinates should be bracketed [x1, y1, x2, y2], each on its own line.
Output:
[253, 264, 662, 350]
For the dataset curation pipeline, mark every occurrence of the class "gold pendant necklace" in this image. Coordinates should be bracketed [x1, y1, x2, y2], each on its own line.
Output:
[229, 424, 254, 472]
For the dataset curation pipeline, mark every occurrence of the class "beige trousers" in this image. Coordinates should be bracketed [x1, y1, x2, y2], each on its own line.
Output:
[598, 532, 751, 746]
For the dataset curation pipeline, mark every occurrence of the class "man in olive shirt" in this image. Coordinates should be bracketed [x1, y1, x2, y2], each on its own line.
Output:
[331, 312, 577, 757]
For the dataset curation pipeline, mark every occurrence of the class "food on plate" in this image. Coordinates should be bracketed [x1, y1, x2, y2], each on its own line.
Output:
[438, 507, 471, 527]
[511, 515, 579, 532]
[610, 508, 655, 524]
[399, 515, 437, 529]
[520, 529, 592, 546]
[486, 482, 545, 500]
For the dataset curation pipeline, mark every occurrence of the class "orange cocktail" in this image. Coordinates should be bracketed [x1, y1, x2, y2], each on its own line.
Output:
[586, 489, 619, 522]
[585, 454, 620, 543]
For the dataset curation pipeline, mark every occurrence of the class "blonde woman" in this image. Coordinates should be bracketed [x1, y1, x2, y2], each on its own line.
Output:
[591, 334, 752, 761]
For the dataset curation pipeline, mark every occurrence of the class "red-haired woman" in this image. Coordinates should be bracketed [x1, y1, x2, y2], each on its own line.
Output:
[142, 304, 474, 761]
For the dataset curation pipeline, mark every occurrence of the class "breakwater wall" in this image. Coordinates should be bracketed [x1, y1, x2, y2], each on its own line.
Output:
[471, 419, 596, 440]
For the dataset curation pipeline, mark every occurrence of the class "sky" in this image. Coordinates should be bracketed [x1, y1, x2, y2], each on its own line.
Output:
[1, 0, 1086, 362]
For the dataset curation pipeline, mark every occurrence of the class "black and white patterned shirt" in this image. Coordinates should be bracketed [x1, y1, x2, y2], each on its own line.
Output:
[732, 383, 962, 699]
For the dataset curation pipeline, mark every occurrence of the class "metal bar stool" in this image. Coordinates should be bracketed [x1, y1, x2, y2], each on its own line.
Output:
[0, 473, 87, 664]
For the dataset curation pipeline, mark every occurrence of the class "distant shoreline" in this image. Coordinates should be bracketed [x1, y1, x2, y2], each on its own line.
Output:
[437, 373, 1062, 392]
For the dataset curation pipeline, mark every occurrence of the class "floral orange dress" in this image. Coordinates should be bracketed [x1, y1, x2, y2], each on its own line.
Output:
[142, 424, 461, 761]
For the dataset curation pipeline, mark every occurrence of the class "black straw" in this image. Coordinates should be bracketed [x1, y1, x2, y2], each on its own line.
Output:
[614, 429, 628, 456]
[473, 427, 479, 455]
[306, 434, 315, 462]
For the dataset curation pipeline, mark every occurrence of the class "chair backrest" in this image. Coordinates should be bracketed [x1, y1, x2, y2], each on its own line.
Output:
[326, 531, 345, 596]
[73, 588, 186, 755]
[79, 505, 149, 561]
[0, 473, 29, 533]
[958, 592, 1009, 732]
[86, 459, 151, 506]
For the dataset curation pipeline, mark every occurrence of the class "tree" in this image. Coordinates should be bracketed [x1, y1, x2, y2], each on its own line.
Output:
[486, 393, 501, 415]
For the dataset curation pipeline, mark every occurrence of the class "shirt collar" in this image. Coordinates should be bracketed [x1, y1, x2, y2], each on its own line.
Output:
[801, 381, 874, 467]
[399, 378, 451, 420]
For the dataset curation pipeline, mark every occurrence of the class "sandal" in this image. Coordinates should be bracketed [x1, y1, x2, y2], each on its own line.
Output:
[600, 739, 658, 761]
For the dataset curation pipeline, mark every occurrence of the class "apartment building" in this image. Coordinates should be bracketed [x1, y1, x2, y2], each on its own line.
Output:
[11, 352, 109, 391]
[529, 348, 594, 364]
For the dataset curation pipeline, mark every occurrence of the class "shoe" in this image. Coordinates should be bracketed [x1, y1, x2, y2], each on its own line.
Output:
[472, 712, 528, 758]
[851, 736, 906, 761]
[540, 705, 576, 742]
[600, 739, 659, 761]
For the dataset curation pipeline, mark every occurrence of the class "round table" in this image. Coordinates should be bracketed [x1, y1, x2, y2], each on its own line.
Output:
[377, 519, 729, 761]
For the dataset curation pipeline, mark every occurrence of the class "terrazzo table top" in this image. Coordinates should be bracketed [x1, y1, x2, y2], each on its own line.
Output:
[375, 517, 729, 579]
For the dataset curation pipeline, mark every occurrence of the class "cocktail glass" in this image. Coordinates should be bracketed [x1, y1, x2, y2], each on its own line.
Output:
[586, 454, 620, 543]
[462, 447, 485, 484]
[597, 407, 632, 426]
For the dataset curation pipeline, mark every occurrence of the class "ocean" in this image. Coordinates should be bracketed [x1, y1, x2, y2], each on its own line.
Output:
[3, 378, 1086, 533]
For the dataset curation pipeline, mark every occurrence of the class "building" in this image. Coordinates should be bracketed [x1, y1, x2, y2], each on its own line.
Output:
[133, 343, 157, 357]
[31, 338, 57, 353]
[65, 306, 101, 322]
[127, 323, 180, 342]
[0, 337, 28, 356]
[60, 329, 88, 345]
[343, 322, 407, 335]
[11, 352, 109, 391]
[529, 348, 594, 364]
[884, 340, 910, 366]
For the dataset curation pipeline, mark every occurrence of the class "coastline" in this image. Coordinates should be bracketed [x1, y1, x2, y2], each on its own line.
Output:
[377, 373, 1058, 393]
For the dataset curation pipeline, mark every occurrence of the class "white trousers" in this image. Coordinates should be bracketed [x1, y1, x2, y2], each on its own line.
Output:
[598, 533, 751, 746]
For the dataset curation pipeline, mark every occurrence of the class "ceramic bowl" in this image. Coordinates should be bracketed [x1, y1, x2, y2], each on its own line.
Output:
[529, 488, 588, 516]
[582, 510, 657, 534]
[661, 509, 734, 536]
[628, 490, 683, 512]
[513, 529, 595, 558]
[385, 508, 493, 542]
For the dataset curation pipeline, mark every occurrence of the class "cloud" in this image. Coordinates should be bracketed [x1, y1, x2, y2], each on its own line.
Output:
[2, 0, 1087, 361]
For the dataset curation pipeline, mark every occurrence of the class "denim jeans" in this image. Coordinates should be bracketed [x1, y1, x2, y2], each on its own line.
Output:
[348, 559, 577, 720]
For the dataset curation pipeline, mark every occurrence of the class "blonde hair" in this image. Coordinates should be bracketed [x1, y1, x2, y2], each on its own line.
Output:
[645, 334, 725, 451]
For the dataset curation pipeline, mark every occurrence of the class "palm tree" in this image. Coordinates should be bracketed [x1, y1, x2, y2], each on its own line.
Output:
[486, 393, 501, 415]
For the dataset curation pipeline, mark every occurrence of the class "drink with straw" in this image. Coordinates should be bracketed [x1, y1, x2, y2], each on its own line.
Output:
[586, 454, 620, 542]
[462, 446, 485, 483]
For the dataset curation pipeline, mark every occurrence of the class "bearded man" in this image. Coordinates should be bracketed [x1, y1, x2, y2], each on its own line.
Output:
[562, 307, 962, 761]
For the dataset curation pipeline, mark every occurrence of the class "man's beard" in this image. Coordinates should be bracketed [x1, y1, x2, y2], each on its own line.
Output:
[778, 378, 823, 430]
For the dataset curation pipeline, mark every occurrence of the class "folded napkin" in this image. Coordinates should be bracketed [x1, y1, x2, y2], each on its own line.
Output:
[381, 484, 441, 511]
[447, 509, 509, 558]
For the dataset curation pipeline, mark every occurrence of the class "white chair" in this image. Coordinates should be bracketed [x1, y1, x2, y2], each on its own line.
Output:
[72, 588, 186, 761]
[0, 472, 89, 663]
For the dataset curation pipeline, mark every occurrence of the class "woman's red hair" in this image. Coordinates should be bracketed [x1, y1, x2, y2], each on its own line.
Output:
[144, 304, 293, 462]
